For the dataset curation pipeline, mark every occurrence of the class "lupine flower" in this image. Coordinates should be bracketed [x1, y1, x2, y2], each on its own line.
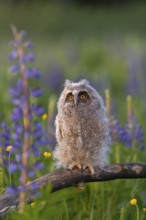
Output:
[9, 162, 20, 173]
[0, 122, 11, 148]
[25, 53, 35, 62]
[9, 64, 20, 74]
[31, 104, 45, 116]
[9, 79, 23, 100]
[0, 28, 50, 203]
[31, 144, 40, 157]
[23, 40, 33, 49]
[30, 88, 43, 97]
[28, 169, 35, 178]
[28, 181, 39, 191]
[8, 49, 18, 60]
[6, 186, 19, 194]
[108, 92, 146, 151]
[25, 68, 41, 79]
[1, 27, 50, 210]
[18, 185, 26, 192]
[35, 162, 44, 170]
[15, 153, 22, 162]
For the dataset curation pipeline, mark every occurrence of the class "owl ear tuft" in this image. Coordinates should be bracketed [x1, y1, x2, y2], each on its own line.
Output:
[79, 79, 90, 85]
[64, 80, 72, 87]
[64, 79, 90, 87]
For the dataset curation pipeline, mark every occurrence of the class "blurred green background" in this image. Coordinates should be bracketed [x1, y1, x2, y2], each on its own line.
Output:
[1, 0, 146, 124]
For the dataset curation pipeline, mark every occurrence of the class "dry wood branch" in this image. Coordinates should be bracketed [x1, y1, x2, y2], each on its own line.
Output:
[0, 162, 146, 218]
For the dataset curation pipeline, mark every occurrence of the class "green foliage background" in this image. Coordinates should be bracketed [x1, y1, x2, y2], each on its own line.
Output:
[0, 1, 146, 219]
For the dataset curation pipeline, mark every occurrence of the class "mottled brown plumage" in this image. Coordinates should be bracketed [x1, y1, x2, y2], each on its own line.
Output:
[53, 79, 110, 174]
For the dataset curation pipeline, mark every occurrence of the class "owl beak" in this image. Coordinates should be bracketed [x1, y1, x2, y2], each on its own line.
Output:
[74, 96, 79, 106]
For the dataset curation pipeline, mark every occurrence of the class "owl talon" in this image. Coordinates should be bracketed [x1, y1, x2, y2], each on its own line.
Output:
[83, 164, 94, 175]
[69, 163, 82, 171]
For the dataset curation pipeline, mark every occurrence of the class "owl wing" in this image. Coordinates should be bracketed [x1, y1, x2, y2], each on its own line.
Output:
[55, 116, 63, 143]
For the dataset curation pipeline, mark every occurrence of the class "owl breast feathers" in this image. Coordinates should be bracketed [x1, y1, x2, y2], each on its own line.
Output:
[53, 79, 110, 174]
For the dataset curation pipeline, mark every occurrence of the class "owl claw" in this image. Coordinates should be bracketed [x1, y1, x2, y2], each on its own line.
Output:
[68, 163, 82, 171]
[83, 164, 95, 175]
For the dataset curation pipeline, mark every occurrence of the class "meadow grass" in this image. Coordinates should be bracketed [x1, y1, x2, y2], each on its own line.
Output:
[0, 2, 146, 219]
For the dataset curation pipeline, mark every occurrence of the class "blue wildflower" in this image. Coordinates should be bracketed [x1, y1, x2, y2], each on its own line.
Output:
[9, 162, 19, 173]
[25, 53, 35, 62]
[35, 162, 44, 170]
[30, 88, 43, 97]
[25, 68, 41, 79]
[23, 40, 33, 49]
[6, 186, 19, 194]
[9, 64, 20, 74]
[28, 169, 35, 178]
[31, 144, 40, 157]
[8, 49, 18, 60]
[10, 107, 23, 121]
[31, 104, 45, 116]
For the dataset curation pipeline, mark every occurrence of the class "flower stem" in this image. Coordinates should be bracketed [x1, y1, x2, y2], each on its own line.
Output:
[0, 146, 4, 194]
[8, 152, 12, 186]
[136, 204, 140, 220]
[11, 25, 31, 213]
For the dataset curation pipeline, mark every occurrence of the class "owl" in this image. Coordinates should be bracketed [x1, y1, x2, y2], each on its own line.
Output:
[53, 79, 110, 174]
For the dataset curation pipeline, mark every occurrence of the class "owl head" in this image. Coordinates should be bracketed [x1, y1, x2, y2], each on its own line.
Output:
[57, 79, 104, 115]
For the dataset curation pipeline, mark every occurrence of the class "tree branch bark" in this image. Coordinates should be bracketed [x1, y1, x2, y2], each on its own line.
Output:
[0, 162, 146, 218]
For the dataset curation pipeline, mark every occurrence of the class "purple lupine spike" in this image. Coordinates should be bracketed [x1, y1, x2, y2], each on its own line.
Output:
[25, 53, 35, 62]
[6, 186, 19, 194]
[9, 64, 20, 74]
[20, 30, 27, 40]
[35, 161, 44, 170]
[8, 49, 18, 61]
[23, 40, 33, 49]
[18, 185, 26, 192]
[3, 27, 50, 199]
[12, 123, 23, 135]
[9, 162, 20, 173]
[1, 122, 7, 128]
[25, 68, 41, 79]
[31, 144, 40, 157]
[28, 169, 35, 178]
[15, 153, 22, 162]
[30, 88, 43, 97]
[31, 104, 45, 116]
[10, 107, 23, 121]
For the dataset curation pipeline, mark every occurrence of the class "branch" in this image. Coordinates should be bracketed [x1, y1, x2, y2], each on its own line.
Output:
[0, 162, 146, 218]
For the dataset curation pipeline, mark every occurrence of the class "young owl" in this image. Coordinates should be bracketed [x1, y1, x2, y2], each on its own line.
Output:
[53, 79, 110, 174]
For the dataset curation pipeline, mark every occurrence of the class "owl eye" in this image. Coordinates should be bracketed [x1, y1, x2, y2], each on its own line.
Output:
[80, 94, 86, 100]
[65, 93, 74, 102]
[68, 95, 74, 101]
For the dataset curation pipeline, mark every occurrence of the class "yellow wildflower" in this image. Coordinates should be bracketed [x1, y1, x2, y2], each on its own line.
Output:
[6, 145, 13, 152]
[44, 151, 51, 158]
[42, 113, 48, 120]
[30, 202, 36, 207]
[130, 198, 137, 206]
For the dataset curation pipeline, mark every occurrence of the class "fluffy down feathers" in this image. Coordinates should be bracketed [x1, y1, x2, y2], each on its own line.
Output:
[53, 79, 110, 174]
